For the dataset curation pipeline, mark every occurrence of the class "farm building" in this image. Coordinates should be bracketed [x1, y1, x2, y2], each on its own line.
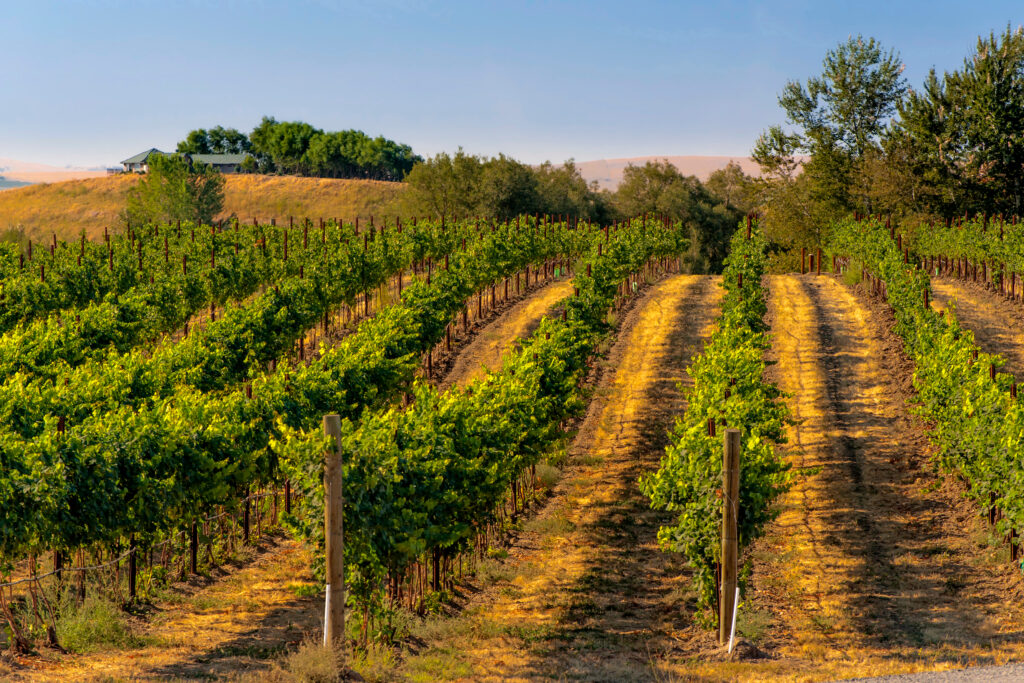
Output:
[120, 149, 250, 174]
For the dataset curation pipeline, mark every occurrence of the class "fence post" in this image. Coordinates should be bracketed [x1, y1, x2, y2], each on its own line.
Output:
[720, 429, 741, 645]
[323, 415, 346, 652]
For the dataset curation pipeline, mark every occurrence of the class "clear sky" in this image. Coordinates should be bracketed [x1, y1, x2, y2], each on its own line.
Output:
[2, 0, 1021, 168]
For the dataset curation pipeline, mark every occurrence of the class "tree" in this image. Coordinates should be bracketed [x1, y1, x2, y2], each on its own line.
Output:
[890, 26, 1024, 216]
[400, 150, 482, 220]
[705, 162, 759, 213]
[754, 36, 906, 212]
[535, 160, 612, 222]
[753, 36, 906, 254]
[177, 126, 251, 154]
[124, 154, 225, 227]
[614, 161, 741, 271]
[477, 155, 540, 220]
[249, 117, 322, 175]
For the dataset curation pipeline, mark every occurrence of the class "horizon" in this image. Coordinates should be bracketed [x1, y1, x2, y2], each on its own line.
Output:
[3, 1, 1022, 168]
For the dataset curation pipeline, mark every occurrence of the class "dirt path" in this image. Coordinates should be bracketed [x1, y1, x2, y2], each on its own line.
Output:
[401, 274, 723, 682]
[685, 275, 1024, 682]
[441, 279, 574, 389]
[14, 537, 320, 682]
[929, 278, 1024, 381]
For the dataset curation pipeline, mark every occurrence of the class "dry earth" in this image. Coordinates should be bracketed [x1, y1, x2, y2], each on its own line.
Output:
[402, 274, 723, 681]
[680, 275, 1024, 682]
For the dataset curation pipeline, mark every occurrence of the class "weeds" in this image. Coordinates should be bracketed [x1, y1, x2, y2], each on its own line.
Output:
[56, 596, 142, 653]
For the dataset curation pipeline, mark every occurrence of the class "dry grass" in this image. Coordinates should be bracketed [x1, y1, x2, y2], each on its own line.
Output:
[0, 174, 407, 241]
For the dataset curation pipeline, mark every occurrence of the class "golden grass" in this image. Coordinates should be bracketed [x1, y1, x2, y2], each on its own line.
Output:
[0, 174, 407, 241]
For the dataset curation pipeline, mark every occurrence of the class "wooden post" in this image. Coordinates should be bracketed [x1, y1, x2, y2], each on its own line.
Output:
[720, 429, 740, 645]
[801, 247, 806, 274]
[323, 415, 346, 651]
[128, 535, 137, 601]
[190, 522, 198, 575]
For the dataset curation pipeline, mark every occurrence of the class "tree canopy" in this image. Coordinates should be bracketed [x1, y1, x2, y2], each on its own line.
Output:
[176, 117, 421, 181]
[124, 154, 224, 227]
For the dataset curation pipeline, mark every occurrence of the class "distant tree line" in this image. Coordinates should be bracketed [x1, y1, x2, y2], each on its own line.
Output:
[752, 27, 1024, 267]
[401, 150, 749, 272]
[174, 120, 754, 271]
[177, 117, 421, 181]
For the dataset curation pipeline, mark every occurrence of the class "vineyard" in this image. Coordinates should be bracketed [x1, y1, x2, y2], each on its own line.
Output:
[3, 211, 1024, 683]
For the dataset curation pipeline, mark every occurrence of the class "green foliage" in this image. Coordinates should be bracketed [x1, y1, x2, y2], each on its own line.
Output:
[890, 26, 1024, 216]
[247, 116, 420, 181]
[705, 161, 759, 214]
[754, 35, 906, 252]
[401, 151, 610, 223]
[124, 154, 225, 226]
[909, 215, 1024, 285]
[613, 160, 742, 271]
[176, 126, 251, 154]
[828, 216, 1024, 565]
[640, 221, 791, 619]
[277, 216, 687, 613]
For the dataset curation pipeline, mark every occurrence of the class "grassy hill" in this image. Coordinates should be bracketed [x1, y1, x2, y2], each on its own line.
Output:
[0, 174, 407, 241]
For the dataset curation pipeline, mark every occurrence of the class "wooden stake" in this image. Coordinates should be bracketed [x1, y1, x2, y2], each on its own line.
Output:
[323, 415, 346, 652]
[720, 429, 740, 645]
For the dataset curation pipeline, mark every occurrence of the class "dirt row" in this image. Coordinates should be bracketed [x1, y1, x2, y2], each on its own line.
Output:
[408, 274, 724, 681]
[689, 275, 1024, 682]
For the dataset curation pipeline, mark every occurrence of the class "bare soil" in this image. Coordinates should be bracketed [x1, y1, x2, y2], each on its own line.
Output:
[679, 275, 1024, 682]
[440, 279, 573, 389]
[402, 274, 724, 682]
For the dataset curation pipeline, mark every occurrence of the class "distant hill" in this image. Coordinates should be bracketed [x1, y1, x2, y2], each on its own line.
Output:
[0, 157, 107, 184]
[0, 174, 406, 241]
[577, 156, 762, 190]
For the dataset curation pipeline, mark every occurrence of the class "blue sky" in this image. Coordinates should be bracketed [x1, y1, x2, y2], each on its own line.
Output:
[1, 0, 1021, 168]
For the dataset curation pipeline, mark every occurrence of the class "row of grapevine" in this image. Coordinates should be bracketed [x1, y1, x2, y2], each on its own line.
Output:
[0, 218, 491, 380]
[0, 217, 591, 564]
[640, 221, 791, 620]
[273, 216, 688, 621]
[0, 218, 503, 440]
[829, 217, 1023, 563]
[909, 215, 1024, 297]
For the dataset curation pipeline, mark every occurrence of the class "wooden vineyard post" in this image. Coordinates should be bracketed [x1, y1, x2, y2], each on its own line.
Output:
[801, 247, 806, 274]
[128, 534, 137, 601]
[323, 414, 346, 652]
[190, 522, 198, 575]
[720, 429, 741, 645]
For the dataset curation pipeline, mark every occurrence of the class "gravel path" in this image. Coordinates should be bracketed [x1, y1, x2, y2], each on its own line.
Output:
[843, 662, 1024, 682]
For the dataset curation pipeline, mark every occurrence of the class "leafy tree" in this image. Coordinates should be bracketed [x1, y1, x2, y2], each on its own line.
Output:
[400, 150, 482, 220]
[535, 160, 612, 222]
[477, 155, 540, 220]
[249, 117, 321, 175]
[177, 126, 251, 154]
[705, 161, 759, 213]
[124, 154, 224, 227]
[890, 26, 1024, 215]
[753, 35, 906, 253]
[614, 161, 740, 271]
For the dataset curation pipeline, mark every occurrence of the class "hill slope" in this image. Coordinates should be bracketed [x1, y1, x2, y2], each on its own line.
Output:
[0, 174, 406, 241]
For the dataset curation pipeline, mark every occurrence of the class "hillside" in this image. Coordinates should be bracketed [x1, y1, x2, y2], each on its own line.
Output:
[577, 155, 762, 189]
[0, 174, 406, 241]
